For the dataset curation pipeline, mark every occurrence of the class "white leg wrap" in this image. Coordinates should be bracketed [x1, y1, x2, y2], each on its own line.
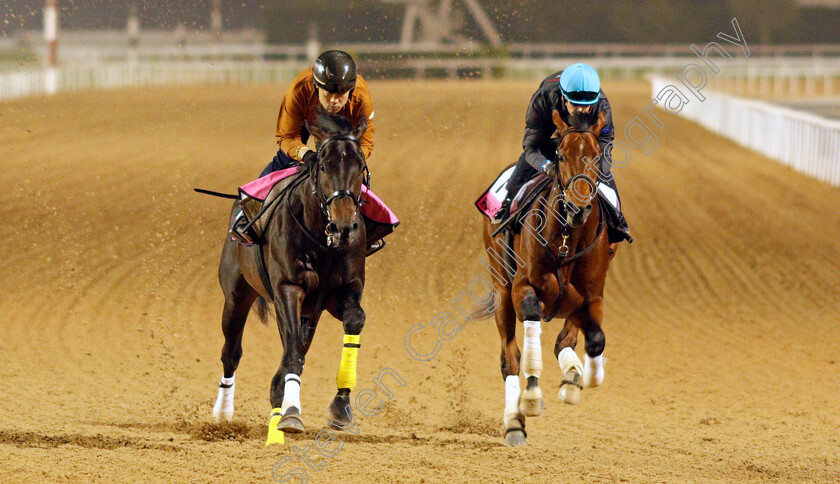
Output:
[212, 374, 235, 422]
[522, 320, 542, 379]
[503, 375, 521, 427]
[280, 373, 301, 413]
[558, 347, 583, 375]
[582, 354, 606, 388]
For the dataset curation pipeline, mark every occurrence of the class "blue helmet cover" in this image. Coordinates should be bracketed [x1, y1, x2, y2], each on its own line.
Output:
[559, 63, 601, 105]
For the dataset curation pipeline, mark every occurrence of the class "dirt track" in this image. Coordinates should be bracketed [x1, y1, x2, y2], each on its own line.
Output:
[1, 80, 839, 483]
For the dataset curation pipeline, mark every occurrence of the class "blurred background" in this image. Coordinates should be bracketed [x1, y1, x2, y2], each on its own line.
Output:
[2, 0, 839, 183]
[1, 4, 839, 482]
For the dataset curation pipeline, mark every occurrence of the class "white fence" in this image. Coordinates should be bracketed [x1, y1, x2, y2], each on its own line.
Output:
[5, 57, 840, 101]
[650, 75, 840, 187]
[0, 62, 309, 99]
[0, 58, 685, 100]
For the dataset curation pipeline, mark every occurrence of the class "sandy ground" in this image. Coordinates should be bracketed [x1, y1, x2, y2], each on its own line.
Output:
[1, 80, 839, 483]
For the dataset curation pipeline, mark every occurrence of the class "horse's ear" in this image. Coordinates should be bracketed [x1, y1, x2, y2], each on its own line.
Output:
[552, 109, 569, 132]
[305, 118, 328, 146]
[352, 116, 368, 141]
[591, 111, 607, 137]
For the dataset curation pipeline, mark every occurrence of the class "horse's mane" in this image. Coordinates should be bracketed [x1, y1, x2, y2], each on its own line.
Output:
[568, 110, 595, 131]
[313, 111, 354, 137]
[299, 111, 354, 173]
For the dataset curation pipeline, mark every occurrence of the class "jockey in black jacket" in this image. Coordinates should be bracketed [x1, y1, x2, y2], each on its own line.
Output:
[493, 63, 631, 243]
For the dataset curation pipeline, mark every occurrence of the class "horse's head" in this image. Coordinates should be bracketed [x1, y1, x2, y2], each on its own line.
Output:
[549, 109, 606, 228]
[304, 109, 368, 248]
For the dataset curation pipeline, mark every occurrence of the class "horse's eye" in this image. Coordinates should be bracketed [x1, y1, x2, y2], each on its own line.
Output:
[558, 153, 566, 163]
[319, 164, 326, 172]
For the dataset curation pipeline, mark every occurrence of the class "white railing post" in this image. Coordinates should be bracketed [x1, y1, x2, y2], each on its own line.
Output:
[650, 74, 840, 188]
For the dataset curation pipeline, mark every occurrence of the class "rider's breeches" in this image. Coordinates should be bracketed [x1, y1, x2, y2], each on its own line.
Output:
[506, 152, 538, 202]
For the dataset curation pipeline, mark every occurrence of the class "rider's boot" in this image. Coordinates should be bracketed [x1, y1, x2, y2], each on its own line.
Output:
[491, 194, 514, 228]
[615, 211, 633, 243]
[228, 209, 256, 245]
[602, 201, 633, 244]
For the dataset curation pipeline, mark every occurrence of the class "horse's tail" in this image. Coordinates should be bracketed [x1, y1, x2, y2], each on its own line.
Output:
[470, 292, 499, 320]
[255, 297, 271, 325]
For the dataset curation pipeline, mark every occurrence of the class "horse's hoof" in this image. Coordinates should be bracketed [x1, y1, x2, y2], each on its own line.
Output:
[582, 355, 605, 388]
[278, 407, 305, 433]
[327, 394, 354, 430]
[504, 429, 527, 447]
[519, 387, 544, 417]
[558, 369, 583, 405]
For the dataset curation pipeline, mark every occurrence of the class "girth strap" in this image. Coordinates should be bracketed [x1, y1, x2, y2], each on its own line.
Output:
[255, 241, 274, 301]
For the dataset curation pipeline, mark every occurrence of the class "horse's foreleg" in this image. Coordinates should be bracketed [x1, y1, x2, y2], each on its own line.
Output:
[495, 288, 526, 446]
[580, 298, 606, 388]
[214, 261, 258, 422]
[517, 286, 544, 418]
[328, 287, 365, 430]
[267, 284, 306, 443]
[555, 315, 584, 404]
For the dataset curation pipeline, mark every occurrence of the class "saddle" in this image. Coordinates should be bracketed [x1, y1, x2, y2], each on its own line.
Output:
[509, 173, 552, 230]
[239, 173, 302, 241]
[237, 165, 400, 246]
[478, 171, 629, 244]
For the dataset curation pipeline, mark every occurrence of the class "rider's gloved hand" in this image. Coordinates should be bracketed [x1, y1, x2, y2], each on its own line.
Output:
[302, 150, 317, 165]
[540, 159, 554, 174]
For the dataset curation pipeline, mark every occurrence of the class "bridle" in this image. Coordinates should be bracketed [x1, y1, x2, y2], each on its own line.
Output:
[546, 128, 604, 263]
[310, 133, 370, 246]
[552, 128, 599, 195]
[541, 126, 606, 320]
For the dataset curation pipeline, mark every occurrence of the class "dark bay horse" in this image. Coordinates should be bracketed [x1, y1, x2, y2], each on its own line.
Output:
[212, 112, 370, 445]
[481, 110, 617, 446]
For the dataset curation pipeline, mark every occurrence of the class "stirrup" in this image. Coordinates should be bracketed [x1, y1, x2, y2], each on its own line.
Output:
[615, 214, 633, 244]
[491, 208, 509, 228]
[229, 212, 256, 245]
[491, 196, 513, 229]
[366, 239, 386, 256]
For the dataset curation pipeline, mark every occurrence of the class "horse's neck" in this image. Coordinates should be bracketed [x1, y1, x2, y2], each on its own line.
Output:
[540, 188, 567, 244]
[293, 177, 327, 242]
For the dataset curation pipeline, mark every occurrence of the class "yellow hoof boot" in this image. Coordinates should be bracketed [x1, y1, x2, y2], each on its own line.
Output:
[265, 408, 285, 446]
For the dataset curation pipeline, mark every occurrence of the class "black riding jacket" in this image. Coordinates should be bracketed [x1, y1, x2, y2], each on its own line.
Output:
[523, 70, 615, 173]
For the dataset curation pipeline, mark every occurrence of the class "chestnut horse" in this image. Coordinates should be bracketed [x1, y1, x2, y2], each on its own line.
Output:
[212, 112, 370, 445]
[481, 110, 617, 446]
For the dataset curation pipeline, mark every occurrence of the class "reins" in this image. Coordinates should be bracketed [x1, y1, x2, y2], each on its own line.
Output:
[286, 173, 346, 253]
[540, 126, 605, 319]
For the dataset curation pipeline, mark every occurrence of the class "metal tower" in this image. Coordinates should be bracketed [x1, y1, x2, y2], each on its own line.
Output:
[381, 0, 502, 47]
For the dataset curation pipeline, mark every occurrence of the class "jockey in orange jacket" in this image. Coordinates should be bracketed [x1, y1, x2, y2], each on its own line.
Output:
[230, 50, 378, 248]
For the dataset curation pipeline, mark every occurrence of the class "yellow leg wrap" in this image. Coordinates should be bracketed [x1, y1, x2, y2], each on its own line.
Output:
[265, 407, 285, 445]
[336, 334, 360, 390]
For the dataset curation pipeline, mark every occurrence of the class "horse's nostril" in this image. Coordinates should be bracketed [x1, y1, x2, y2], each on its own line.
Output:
[327, 222, 338, 233]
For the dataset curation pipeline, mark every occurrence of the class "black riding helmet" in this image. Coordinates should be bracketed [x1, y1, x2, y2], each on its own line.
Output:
[313, 50, 357, 94]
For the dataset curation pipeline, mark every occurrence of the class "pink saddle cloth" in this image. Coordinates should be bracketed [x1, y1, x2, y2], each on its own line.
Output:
[475, 166, 515, 219]
[239, 166, 399, 226]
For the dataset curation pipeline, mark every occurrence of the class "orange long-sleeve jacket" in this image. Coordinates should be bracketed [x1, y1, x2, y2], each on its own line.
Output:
[275, 67, 375, 161]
